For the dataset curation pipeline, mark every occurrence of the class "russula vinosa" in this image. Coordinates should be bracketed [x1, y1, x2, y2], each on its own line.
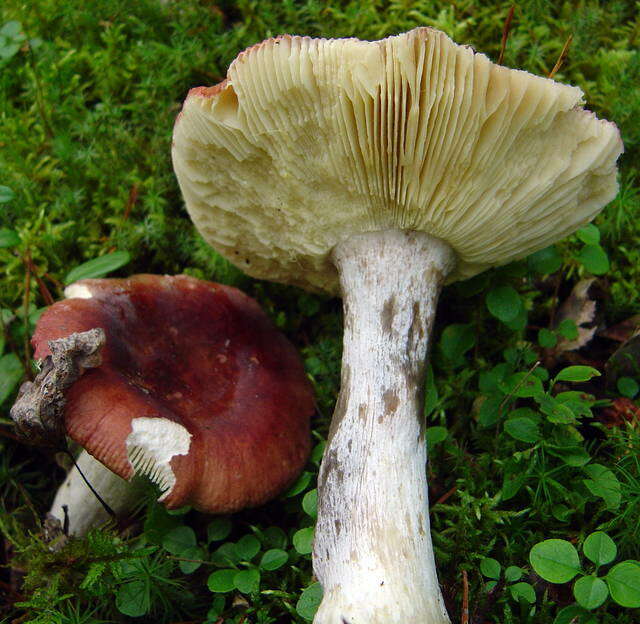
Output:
[13, 274, 314, 536]
[172, 27, 623, 624]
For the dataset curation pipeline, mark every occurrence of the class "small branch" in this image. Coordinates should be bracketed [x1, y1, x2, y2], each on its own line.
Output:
[166, 554, 213, 565]
[498, 6, 515, 65]
[499, 361, 541, 409]
[21, 253, 54, 306]
[461, 570, 469, 624]
[434, 485, 457, 506]
[123, 183, 139, 222]
[548, 35, 573, 79]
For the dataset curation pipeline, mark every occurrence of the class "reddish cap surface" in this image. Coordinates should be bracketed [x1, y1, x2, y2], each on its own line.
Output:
[33, 274, 314, 512]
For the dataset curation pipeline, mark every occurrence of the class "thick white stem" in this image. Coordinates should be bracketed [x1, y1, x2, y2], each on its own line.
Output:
[313, 230, 455, 624]
[50, 450, 141, 536]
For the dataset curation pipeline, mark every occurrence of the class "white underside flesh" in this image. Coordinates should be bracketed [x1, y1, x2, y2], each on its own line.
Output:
[50, 418, 191, 536]
[313, 230, 455, 624]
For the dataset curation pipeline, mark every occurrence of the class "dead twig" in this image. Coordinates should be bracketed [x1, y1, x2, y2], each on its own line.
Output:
[498, 6, 515, 65]
[461, 569, 469, 624]
[548, 35, 573, 79]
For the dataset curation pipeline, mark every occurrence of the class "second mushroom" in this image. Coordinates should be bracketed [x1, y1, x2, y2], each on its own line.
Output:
[172, 28, 622, 623]
[12, 274, 314, 536]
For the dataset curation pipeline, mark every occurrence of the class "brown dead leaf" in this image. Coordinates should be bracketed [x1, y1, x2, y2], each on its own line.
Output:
[599, 397, 640, 428]
[554, 278, 597, 351]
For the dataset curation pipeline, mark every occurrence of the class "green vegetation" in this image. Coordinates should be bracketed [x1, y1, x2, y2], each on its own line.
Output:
[1, 1, 639, 622]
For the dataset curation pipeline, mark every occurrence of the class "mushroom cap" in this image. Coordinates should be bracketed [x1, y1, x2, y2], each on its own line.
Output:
[172, 27, 622, 295]
[33, 274, 314, 512]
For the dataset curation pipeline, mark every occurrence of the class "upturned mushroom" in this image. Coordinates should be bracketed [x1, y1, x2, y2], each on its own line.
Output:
[12, 274, 314, 535]
[171, 28, 622, 623]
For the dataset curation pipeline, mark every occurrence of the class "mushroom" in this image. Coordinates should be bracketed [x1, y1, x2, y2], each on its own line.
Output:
[171, 28, 622, 623]
[12, 274, 314, 535]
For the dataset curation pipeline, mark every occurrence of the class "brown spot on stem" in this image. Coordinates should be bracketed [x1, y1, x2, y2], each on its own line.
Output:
[382, 389, 399, 415]
[381, 295, 395, 334]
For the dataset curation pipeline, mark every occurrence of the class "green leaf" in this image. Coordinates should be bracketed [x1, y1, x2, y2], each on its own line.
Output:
[439, 323, 476, 364]
[234, 568, 260, 594]
[293, 527, 314, 555]
[302, 489, 317, 519]
[425, 426, 448, 448]
[505, 566, 524, 582]
[547, 443, 591, 467]
[478, 395, 502, 428]
[260, 548, 288, 571]
[207, 595, 226, 619]
[0, 353, 23, 404]
[480, 557, 501, 580]
[263, 526, 288, 549]
[583, 464, 621, 510]
[573, 575, 609, 609]
[310, 441, 325, 464]
[509, 582, 536, 604]
[64, 251, 131, 285]
[583, 532, 617, 566]
[501, 472, 527, 501]
[0, 186, 15, 203]
[577, 245, 609, 275]
[555, 366, 600, 383]
[530, 539, 581, 583]
[536, 394, 576, 424]
[503, 305, 528, 331]
[605, 561, 640, 607]
[557, 319, 579, 340]
[576, 224, 601, 245]
[424, 363, 438, 417]
[0, 229, 20, 248]
[284, 471, 312, 497]
[179, 545, 204, 574]
[208, 569, 237, 593]
[538, 328, 557, 348]
[504, 417, 540, 443]
[296, 582, 323, 621]
[486, 286, 522, 323]
[501, 372, 543, 398]
[210, 543, 241, 566]
[528, 246, 562, 275]
[116, 581, 150, 617]
[0, 21, 22, 38]
[162, 526, 196, 555]
[617, 376, 639, 398]
[553, 605, 598, 624]
[552, 504, 573, 522]
[234, 535, 260, 561]
[207, 517, 232, 542]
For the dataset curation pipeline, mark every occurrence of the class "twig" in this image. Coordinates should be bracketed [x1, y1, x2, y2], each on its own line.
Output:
[548, 35, 573, 79]
[21, 253, 54, 306]
[122, 183, 139, 222]
[461, 570, 469, 624]
[498, 6, 515, 65]
[499, 361, 541, 409]
[434, 485, 457, 506]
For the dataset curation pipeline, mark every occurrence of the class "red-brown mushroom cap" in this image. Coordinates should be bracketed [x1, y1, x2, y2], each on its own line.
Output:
[32, 274, 314, 512]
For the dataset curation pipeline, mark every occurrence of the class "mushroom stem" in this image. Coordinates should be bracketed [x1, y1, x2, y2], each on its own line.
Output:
[313, 230, 455, 624]
[50, 449, 141, 536]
